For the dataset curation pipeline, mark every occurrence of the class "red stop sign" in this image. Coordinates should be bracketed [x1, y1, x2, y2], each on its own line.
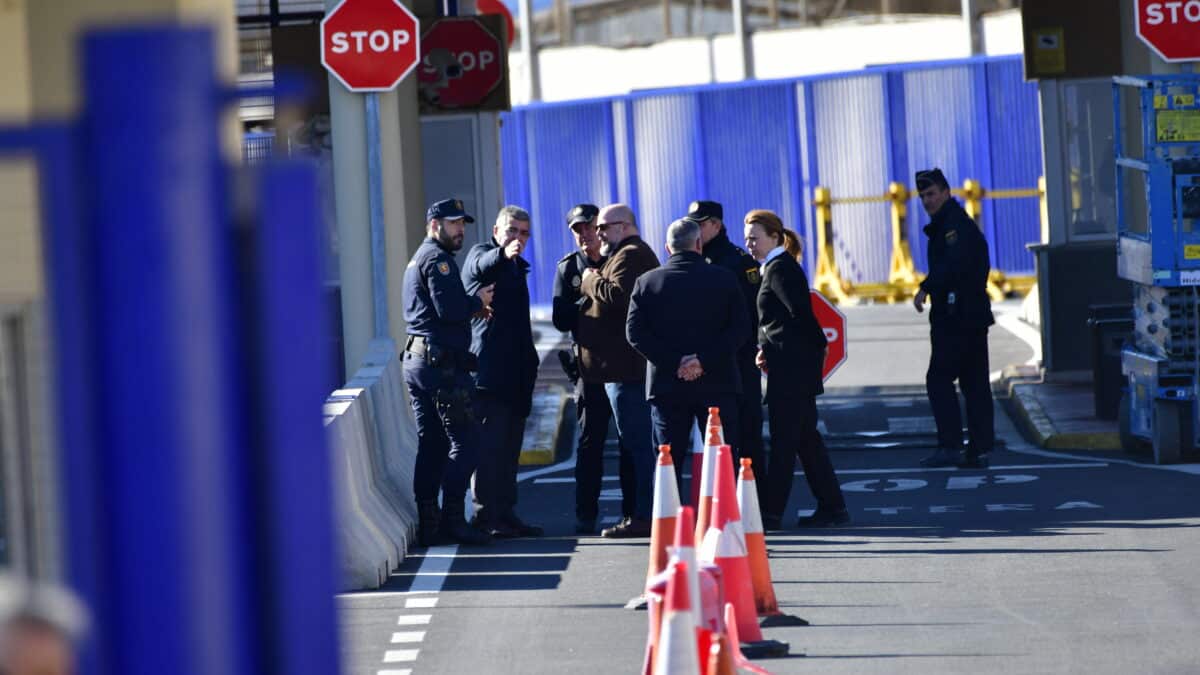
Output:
[418, 17, 504, 108]
[321, 0, 421, 92]
[810, 290, 847, 381]
[1135, 0, 1200, 62]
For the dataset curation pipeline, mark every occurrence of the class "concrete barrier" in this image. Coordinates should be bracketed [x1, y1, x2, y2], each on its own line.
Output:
[324, 339, 420, 591]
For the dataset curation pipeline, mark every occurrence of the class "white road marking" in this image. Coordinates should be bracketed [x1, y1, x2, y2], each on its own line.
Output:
[1056, 501, 1103, 509]
[986, 504, 1034, 512]
[796, 509, 815, 517]
[390, 632, 426, 644]
[408, 545, 457, 594]
[884, 399, 915, 408]
[947, 474, 1038, 490]
[601, 516, 621, 525]
[378, 670, 412, 675]
[396, 615, 432, 626]
[842, 478, 928, 492]
[857, 431, 889, 437]
[1008, 445, 1200, 475]
[863, 507, 912, 515]
[383, 650, 420, 663]
[405, 597, 439, 609]
[864, 442, 903, 448]
[888, 417, 935, 432]
[930, 505, 964, 513]
[795, 462, 1106, 476]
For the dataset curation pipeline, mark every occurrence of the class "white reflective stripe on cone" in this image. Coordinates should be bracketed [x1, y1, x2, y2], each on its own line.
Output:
[737, 476, 764, 535]
[653, 465, 680, 519]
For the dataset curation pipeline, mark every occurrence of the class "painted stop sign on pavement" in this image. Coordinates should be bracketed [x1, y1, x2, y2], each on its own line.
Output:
[321, 0, 420, 92]
[810, 290, 847, 381]
[419, 17, 504, 108]
[1135, 0, 1200, 62]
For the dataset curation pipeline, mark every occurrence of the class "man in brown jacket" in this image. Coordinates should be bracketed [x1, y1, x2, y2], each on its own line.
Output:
[577, 203, 660, 537]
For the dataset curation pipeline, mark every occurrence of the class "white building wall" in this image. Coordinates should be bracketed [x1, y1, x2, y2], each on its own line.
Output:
[509, 9, 1023, 105]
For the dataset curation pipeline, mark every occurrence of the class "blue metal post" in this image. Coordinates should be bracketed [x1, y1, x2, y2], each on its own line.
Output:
[365, 93, 389, 338]
[80, 26, 255, 675]
[253, 162, 342, 675]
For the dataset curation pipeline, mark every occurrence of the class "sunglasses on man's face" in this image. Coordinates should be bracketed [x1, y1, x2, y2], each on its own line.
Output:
[597, 220, 628, 232]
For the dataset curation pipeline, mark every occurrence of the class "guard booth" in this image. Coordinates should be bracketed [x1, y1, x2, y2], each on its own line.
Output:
[1114, 74, 1200, 463]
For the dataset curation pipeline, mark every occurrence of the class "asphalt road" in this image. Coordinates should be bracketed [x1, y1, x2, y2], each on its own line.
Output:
[338, 302, 1200, 674]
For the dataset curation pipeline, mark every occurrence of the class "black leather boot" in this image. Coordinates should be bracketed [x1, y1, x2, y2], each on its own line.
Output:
[417, 499, 441, 548]
[441, 502, 492, 547]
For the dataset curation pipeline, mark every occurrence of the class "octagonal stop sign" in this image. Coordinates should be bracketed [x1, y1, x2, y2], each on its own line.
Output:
[1135, 0, 1200, 62]
[810, 290, 847, 381]
[418, 17, 503, 108]
[321, 0, 420, 92]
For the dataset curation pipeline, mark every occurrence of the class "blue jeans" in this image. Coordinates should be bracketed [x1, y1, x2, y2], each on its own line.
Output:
[605, 381, 654, 520]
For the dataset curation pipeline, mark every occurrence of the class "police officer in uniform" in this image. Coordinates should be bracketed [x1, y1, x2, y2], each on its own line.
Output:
[911, 169, 995, 469]
[402, 198, 495, 546]
[552, 204, 636, 534]
[686, 200, 766, 501]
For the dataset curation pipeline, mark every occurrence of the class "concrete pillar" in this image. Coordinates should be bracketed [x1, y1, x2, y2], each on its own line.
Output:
[732, 0, 754, 80]
[962, 0, 985, 56]
[520, 0, 541, 102]
[325, 0, 426, 376]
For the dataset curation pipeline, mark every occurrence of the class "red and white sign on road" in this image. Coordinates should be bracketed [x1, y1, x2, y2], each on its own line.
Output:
[418, 17, 504, 108]
[810, 291, 847, 381]
[321, 0, 421, 92]
[1135, 0, 1200, 62]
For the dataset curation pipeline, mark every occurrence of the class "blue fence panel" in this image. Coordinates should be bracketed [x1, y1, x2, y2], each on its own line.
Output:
[521, 101, 617, 304]
[244, 131, 274, 163]
[899, 63, 988, 273]
[499, 55, 1046, 302]
[630, 92, 704, 259]
[985, 58, 1042, 275]
[812, 74, 892, 284]
[697, 82, 800, 252]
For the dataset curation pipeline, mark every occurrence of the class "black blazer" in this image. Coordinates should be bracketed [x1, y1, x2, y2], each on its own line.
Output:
[757, 253, 827, 400]
[626, 251, 750, 400]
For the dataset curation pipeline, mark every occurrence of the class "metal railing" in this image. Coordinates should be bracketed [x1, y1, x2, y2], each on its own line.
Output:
[811, 177, 1045, 304]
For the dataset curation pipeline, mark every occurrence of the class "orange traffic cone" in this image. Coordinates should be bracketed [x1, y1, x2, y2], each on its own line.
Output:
[705, 634, 736, 675]
[648, 445, 681, 584]
[673, 506, 712, 667]
[697, 444, 762, 643]
[654, 561, 700, 675]
[722, 603, 780, 673]
[630, 445, 681, 610]
[737, 459, 809, 628]
[693, 431, 722, 547]
[705, 407, 724, 443]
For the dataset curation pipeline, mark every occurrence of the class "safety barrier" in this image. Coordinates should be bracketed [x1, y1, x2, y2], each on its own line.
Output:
[812, 177, 1045, 303]
[325, 339, 420, 590]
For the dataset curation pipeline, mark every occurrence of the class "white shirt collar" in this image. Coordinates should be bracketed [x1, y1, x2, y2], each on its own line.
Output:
[760, 245, 787, 272]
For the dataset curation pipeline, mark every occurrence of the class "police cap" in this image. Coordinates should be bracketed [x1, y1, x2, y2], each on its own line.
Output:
[427, 198, 475, 223]
[915, 168, 949, 191]
[684, 200, 723, 222]
[566, 203, 599, 227]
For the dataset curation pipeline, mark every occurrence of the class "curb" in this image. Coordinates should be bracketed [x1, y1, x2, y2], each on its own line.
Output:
[519, 384, 570, 465]
[1008, 382, 1122, 451]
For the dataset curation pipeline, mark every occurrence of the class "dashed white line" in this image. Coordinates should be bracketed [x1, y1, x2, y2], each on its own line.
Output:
[391, 631, 426, 643]
[383, 649, 420, 663]
[396, 614, 432, 626]
[405, 597, 439, 609]
[377, 670, 412, 675]
[795, 462, 1107, 476]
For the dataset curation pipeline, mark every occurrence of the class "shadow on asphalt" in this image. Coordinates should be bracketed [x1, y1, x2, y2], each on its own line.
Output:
[380, 537, 580, 593]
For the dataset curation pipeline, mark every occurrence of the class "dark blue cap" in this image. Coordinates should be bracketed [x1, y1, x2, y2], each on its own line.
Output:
[684, 200, 723, 222]
[426, 198, 475, 223]
[915, 168, 949, 191]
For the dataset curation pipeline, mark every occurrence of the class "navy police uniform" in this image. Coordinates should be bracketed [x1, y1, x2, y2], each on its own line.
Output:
[551, 204, 636, 532]
[687, 200, 766, 498]
[402, 198, 490, 546]
[915, 169, 996, 468]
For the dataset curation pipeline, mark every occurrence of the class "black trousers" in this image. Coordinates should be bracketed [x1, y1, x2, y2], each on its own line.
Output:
[737, 356, 767, 505]
[926, 323, 994, 455]
[472, 392, 527, 523]
[402, 353, 478, 504]
[649, 392, 740, 499]
[574, 380, 636, 522]
[763, 395, 845, 518]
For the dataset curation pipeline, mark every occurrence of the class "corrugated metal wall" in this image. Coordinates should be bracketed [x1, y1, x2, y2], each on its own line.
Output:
[500, 54, 1042, 305]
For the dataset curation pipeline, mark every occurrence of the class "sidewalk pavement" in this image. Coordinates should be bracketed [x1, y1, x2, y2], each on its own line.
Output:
[1001, 366, 1123, 451]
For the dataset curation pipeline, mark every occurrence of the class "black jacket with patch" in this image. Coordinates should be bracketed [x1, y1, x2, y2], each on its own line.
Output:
[703, 229, 761, 359]
[919, 198, 995, 329]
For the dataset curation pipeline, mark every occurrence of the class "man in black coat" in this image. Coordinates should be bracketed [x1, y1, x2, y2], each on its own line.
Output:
[462, 205, 543, 537]
[687, 200, 766, 500]
[627, 217, 750, 492]
[551, 203, 636, 535]
[911, 168, 995, 469]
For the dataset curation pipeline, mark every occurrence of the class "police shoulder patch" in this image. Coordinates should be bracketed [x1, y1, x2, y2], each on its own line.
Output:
[437, 261, 451, 275]
[944, 229, 959, 245]
[746, 267, 761, 284]
[571, 275, 581, 288]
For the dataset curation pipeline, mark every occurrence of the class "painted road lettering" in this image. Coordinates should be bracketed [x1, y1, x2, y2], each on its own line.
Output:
[856, 502, 1106, 515]
[947, 474, 1038, 490]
